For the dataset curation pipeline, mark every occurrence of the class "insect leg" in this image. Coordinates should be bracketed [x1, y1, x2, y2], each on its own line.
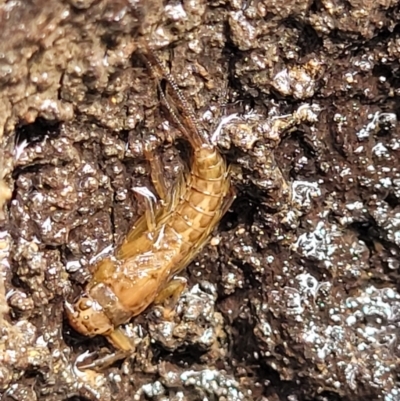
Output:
[132, 186, 158, 232]
[75, 348, 132, 371]
[153, 276, 187, 319]
[143, 144, 168, 203]
[73, 329, 133, 371]
[107, 327, 135, 352]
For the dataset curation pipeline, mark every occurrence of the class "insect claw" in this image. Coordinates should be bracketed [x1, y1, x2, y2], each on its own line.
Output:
[73, 350, 98, 372]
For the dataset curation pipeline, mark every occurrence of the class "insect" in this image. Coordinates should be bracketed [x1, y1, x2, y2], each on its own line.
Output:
[65, 45, 238, 352]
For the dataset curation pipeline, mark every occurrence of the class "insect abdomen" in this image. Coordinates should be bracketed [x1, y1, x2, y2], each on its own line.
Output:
[168, 146, 228, 245]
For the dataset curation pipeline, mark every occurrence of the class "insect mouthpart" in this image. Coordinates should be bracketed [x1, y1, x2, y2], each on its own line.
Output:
[65, 295, 114, 338]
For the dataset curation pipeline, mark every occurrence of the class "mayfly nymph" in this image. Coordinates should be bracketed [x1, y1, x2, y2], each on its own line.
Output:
[65, 46, 238, 351]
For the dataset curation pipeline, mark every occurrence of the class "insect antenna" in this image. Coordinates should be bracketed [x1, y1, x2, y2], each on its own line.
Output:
[142, 45, 209, 148]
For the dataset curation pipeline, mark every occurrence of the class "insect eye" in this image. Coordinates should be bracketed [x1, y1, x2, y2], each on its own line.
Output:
[78, 298, 92, 311]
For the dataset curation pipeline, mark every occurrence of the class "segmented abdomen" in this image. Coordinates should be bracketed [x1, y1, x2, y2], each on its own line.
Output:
[168, 145, 229, 247]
